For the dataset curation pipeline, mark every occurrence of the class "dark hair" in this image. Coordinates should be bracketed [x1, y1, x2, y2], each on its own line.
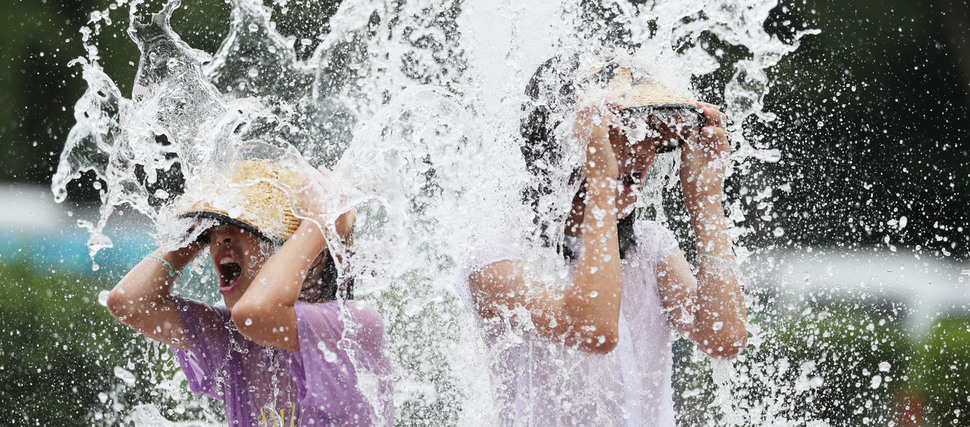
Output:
[520, 55, 638, 260]
[301, 248, 355, 302]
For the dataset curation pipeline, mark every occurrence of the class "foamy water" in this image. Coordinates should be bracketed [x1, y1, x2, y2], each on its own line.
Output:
[53, 0, 820, 424]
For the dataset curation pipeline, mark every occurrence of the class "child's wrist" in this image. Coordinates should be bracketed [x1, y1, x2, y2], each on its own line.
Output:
[147, 253, 179, 278]
[294, 220, 329, 249]
[697, 253, 741, 276]
[152, 245, 202, 270]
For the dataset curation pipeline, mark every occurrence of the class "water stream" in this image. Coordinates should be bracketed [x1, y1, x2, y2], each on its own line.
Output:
[52, 0, 822, 424]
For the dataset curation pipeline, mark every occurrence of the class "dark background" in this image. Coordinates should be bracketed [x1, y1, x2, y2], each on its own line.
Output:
[1, 0, 968, 258]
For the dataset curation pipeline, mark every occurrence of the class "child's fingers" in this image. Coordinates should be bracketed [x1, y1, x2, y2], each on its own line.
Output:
[701, 126, 727, 141]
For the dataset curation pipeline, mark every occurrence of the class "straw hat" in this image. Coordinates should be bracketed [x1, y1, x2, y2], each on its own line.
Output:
[576, 64, 705, 152]
[176, 159, 303, 244]
[579, 64, 701, 120]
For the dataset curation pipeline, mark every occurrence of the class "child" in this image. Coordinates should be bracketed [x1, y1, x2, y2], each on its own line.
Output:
[460, 56, 748, 425]
[107, 157, 393, 426]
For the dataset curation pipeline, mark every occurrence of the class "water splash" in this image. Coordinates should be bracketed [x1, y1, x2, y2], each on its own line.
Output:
[53, 0, 818, 423]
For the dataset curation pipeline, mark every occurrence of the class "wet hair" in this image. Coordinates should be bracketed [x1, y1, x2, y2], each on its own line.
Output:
[300, 248, 355, 303]
[520, 55, 638, 260]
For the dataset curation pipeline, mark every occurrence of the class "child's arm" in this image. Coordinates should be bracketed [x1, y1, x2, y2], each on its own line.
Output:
[468, 104, 624, 354]
[230, 220, 327, 351]
[657, 103, 748, 359]
[107, 244, 204, 350]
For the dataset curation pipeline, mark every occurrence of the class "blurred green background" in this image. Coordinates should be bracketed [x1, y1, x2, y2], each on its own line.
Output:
[1, 0, 968, 425]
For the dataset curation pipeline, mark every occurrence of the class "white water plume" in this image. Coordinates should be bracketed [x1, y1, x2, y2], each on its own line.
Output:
[52, 0, 817, 423]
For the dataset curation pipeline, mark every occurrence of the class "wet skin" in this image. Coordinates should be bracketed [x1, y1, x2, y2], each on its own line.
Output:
[107, 165, 356, 353]
[205, 224, 272, 310]
[469, 101, 747, 358]
[565, 112, 662, 235]
[567, 104, 716, 233]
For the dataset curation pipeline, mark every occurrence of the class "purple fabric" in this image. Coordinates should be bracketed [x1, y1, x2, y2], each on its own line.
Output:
[171, 296, 393, 426]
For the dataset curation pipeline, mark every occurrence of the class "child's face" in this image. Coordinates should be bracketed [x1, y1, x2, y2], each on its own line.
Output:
[205, 224, 272, 309]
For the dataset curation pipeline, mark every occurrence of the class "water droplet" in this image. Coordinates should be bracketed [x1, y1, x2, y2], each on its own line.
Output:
[98, 289, 110, 307]
[317, 342, 338, 363]
[113, 366, 136, 385]
[244, 318, 253, 326]
[248, 23, 258, 32]
[870, 375, 882, 389]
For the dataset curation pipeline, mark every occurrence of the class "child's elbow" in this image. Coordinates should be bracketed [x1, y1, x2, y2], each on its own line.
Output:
[230, 303, 261, 333]
[106, 287, 134, 322]
[578, 326, 619, 355]
[702, 327, 748, 360]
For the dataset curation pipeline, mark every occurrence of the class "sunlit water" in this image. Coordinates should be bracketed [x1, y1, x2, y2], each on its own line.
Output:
[42, 0, 910, 425]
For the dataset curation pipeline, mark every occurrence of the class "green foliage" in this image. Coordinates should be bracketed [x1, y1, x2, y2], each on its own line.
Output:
[0, 261, 120, 424]
[912, 315, 970, 426]
[372, 271, 464, 426]
[674, 300, 911, 425]
[763, 301, 910, 425]
[0, 261, 220, 425]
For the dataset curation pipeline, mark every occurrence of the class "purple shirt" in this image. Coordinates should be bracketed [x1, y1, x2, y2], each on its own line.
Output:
[171, 296, 393, 426]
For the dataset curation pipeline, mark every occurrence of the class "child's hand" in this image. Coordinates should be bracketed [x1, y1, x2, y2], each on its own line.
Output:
[299, 165, 355, 243]
[680, 102, 730, 209]
[574, 104, 619, 181]
[299, 165, 330, 220]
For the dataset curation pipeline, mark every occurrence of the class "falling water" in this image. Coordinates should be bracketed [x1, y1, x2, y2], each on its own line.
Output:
[52, 0, 819, 424]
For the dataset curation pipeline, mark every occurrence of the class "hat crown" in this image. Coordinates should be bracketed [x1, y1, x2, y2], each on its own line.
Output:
[579, 64, 697, 110]
[177, 159, 302, 242]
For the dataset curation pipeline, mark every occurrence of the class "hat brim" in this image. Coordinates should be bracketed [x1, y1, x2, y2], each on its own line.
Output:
[180, 211, 284, 246]
[618, 104, 706, 128]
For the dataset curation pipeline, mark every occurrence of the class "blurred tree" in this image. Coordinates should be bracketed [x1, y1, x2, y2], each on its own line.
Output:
[934, 0, 970, 105]
[755, 0, 970, 259]
[0, 262, 221, 424]
[674, 298, 911, 425]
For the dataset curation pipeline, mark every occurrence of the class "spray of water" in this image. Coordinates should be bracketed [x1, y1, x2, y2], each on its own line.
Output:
[53, 0, 818, 424]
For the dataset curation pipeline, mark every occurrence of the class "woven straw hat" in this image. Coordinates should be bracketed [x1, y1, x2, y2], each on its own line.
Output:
[579, 64, 701, 118]
[578, 63, 705, 151]
[176, 159, 303, 244]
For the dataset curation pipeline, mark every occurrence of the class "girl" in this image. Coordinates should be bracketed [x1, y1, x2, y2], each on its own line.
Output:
[107, 158, 393, 426]
[460, 57, 748, 425]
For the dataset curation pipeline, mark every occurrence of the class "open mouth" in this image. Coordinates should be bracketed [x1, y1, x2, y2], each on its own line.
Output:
[216, 254, 243, 295]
